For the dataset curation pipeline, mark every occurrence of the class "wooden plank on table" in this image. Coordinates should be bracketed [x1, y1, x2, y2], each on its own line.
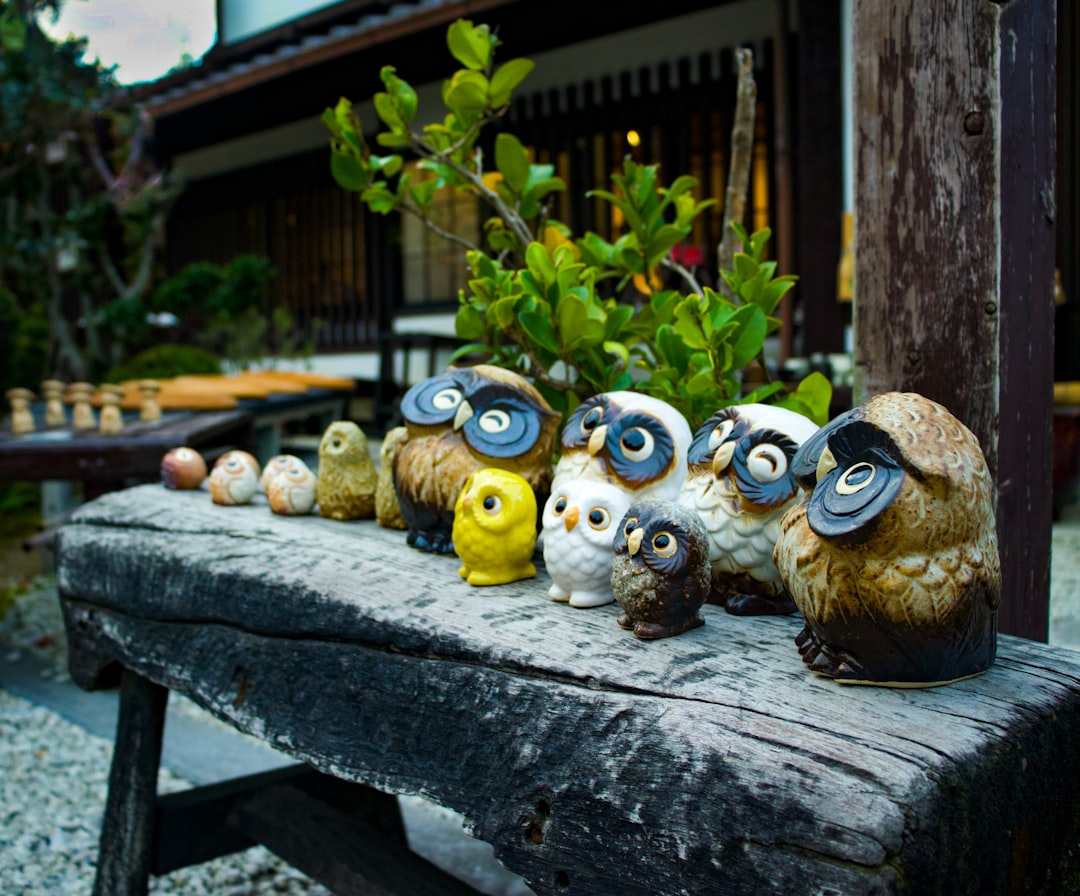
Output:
[56, 485, 1080, 896]
[852, 0, 1056, 640]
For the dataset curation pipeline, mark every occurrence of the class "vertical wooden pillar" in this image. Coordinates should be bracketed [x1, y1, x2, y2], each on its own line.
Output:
[852, 2, 1056, 640]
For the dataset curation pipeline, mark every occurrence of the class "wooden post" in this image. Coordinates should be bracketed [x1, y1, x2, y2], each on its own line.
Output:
[852, 1, 1056, 640]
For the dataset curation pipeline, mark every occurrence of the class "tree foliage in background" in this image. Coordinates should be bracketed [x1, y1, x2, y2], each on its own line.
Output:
[324, 19, 830, 427]
[0, 0, 181, 385]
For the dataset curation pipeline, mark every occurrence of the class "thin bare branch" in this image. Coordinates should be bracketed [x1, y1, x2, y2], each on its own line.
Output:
[717, 47, 757, 299]
[661, 256, 704, 297]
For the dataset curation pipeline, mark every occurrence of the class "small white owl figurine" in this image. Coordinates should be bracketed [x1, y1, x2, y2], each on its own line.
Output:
[552, 391, 692, 504]
[266, 455, 317, 515]
[542, 480, 632, 608]
[678, 404, 818, 615]
[209, 450, 261, 506]
[260, 455, 293, 492]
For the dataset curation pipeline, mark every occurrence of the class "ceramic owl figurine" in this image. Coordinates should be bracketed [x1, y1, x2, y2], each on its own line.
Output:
[611, 499, 711, 639]
[392, 365, 559, 553]
[161, 447, 207, 490]
[542, 480, 632, 608]
[679, 404, 819, 616]
[452, 468, 539, 586]
[773, 391, 1001, 687]
[260, 455, 293, 492]
[376, 426, 408, 530]
[209, 450, 261, 505]
[316, 421, 378, 520]
[266, 455, 317, 515]
[552, 391, 692, 504]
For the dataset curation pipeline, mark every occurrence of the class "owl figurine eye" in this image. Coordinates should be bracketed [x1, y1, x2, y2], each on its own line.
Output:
[587, 507, 610, 530]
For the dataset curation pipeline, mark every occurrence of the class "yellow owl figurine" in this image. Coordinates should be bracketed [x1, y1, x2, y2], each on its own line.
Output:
[452, 468, 538, 586]
[316, 420, 378, 520]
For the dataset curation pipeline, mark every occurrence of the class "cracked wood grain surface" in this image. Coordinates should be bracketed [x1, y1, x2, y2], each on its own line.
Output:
[58, 486, 1080, 896]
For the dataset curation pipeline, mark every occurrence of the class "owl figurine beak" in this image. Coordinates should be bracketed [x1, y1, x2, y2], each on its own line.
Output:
[564, 505, 580, 531]
[453, 400, 475, 430]
[587, 424, 608, 456]
[711, 441, 736, 475]
[627, 527, 644, 556]
[816, 445, 838, 482]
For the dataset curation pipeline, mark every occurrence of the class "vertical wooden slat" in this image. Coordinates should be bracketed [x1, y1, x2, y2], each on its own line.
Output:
[853, 1, 1056, 640]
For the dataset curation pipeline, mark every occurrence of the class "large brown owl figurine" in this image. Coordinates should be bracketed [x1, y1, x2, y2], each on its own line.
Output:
[679, 403, 819, 615]
[392, 365, 559, 553]
[773, 392, 1001, 687]
[611, 499, 712, 640]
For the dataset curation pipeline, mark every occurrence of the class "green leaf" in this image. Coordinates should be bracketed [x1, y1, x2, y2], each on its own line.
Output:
[602, 340, 631, 370]
[672, 298, 707, 349]
[520, 311, 559, 354]
[490, 296, 518, 329]
[380, 66, 417, 124]
[656, 324, 689, 371]
[455, 305, 487, 340]
[490, 58, 535, 105]
[740, 381, 787, 404]
[728, 305, 768, 369]
[788, 371, 833, 426]
[733, 252, 758, 284]
[686, 368, 718, 396]
[450, 342, 491, 363]
[374, 93, 405, 133]
[557, 295, 605, 352]
[329, 152, 369, 192]
[525, 242, 556, 287]
[444, 70, 489, 117]
[604, 304, 634, 339]
[447, 20, 492, 71]
[495, 133, 530, 194]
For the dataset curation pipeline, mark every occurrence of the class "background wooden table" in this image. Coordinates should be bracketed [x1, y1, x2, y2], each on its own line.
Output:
[57, 485, 1080, 896]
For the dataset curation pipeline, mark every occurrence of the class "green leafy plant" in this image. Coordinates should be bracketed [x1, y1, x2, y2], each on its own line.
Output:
[324, 19, 830, 427]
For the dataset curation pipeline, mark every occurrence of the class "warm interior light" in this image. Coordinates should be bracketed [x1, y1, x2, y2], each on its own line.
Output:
[626, 129, 641, 147]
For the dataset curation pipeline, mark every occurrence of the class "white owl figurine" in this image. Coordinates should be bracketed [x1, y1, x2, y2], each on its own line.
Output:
[552, 391, 692, 504]
[542, 480, 632, 608]
[209, 450, 261, 506]
[260, 455, 293, 492]
[678, 403, 818, 615]
[266, 455, 317, 515]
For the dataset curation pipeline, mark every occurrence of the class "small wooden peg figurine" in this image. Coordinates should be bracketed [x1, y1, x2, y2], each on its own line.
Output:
[41, 380, 67, 427]
[138, 380, 162, 423]
[6, 387, 35, 434]
[161, 447, 207, 490]
[774, 391, 1001, 687]
[68, 382, 97, 430]
[375, 426, 408, 530]
[452, 468, 538, 586]
[209, 450, 261, 505]
[611, 499, 711, 640]
[98, 384, 125, 435]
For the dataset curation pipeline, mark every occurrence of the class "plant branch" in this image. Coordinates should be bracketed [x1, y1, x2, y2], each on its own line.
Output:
[717, 47, 757, 299]
[661, 256, 704, 296]
[400, 200, 483, 254]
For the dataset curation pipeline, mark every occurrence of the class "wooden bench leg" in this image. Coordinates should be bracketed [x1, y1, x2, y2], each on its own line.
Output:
[93, 668, 168, 896]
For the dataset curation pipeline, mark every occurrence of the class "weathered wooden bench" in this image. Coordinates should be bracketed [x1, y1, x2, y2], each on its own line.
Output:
[57, 484, 1080, 895]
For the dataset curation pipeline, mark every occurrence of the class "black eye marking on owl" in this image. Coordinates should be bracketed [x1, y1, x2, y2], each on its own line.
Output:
[587, 507, 609, 529]
[605, 413, 676, 485]
[733, 428, 800, 509]
[790, 407, 863, 489]
[563, 394, 614, 450]
[688, 408, 750, 465]
[804, 420, 905, 543]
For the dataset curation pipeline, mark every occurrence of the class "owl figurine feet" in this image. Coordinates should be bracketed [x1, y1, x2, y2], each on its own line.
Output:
[724, 592, 798, 617]
[452, 469, 538, 586]
[774, 392, 1001, 688]
[611, 499, 711, 640]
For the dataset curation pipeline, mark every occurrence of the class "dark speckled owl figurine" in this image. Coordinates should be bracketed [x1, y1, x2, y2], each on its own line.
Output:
[773, 391, 1001, 687]
[611, 499, 712, 640]
[392, 365, 559, 553]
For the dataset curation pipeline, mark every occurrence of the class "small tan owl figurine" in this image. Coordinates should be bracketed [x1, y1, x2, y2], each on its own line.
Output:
[317, 421, 378, 520]
[452, 468, 539, 586]
[393, 365, 559, 554]
[679, 404, 818, 615]
[773, 391, 1001, 687]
